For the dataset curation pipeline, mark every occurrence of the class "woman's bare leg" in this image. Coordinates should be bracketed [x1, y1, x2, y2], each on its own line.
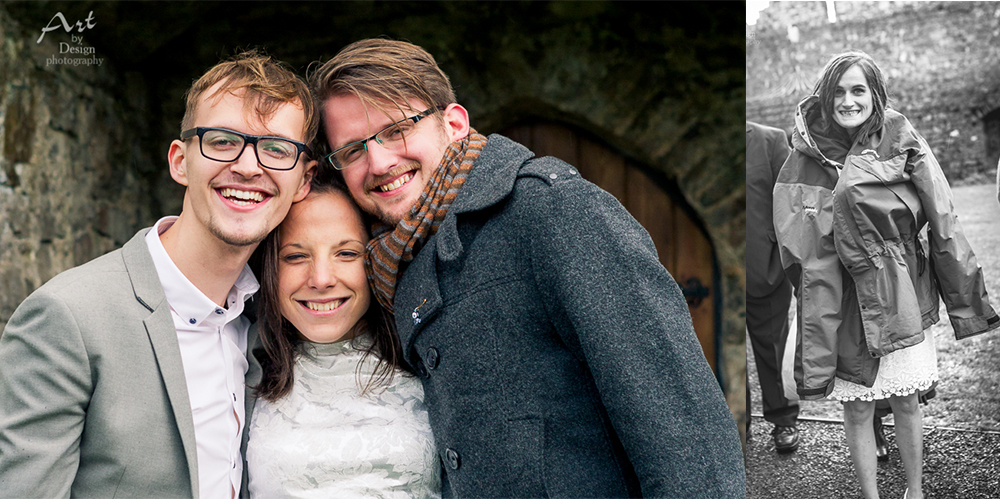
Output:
[843, 399, 879, 499]
[888, 392, 923, 499]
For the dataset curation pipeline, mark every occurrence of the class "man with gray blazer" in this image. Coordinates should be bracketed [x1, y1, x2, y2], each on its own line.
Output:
[0, 51, 316, 499]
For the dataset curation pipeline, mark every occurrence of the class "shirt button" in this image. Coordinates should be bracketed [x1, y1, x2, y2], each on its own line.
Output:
[215, 308, 224, 315]
[445, 448, 461, 470]
[426, 347, 440, 370]
[188, 318, 196, 324]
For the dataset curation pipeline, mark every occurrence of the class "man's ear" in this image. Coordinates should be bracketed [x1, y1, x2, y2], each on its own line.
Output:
[441, 103, 471, 141]
[167, 140, 190, 187]
[294, 160, 316, 202]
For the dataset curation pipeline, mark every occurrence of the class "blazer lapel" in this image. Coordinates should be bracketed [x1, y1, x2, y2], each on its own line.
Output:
[243, 323, 262, 442]
[240, 323, 262, 497]
[121, 230, 200, 499]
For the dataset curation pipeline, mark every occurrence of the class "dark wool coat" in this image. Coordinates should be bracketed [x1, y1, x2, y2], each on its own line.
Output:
[392, 134, 745, 498]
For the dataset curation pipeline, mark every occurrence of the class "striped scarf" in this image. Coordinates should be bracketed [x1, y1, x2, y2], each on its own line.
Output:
[364, 130, 487, 311]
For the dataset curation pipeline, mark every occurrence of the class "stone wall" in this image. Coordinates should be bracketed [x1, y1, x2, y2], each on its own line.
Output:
[0, 5, 158, 331]
[747, 1, 1000, 182]
[1, 2, 747, 429]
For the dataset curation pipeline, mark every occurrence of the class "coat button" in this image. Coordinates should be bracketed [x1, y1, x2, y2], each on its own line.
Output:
[426, 347, 440, 369]
[445, 448, 461, 470]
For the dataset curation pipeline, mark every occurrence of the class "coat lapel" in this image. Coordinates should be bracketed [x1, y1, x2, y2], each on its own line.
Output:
[395, 134, 532, 362]
[395, 236, 444, 365]
[121, 230, 200, 499]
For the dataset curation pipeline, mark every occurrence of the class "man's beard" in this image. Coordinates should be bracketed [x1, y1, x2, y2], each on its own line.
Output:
[366, 161, 426, 226]
[209, 220, 269, 248]
[374, 205, 403, 226]
[370, 196, 420, 226]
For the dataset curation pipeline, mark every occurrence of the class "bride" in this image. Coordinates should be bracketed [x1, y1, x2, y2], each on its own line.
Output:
[245, 179, 441, 498]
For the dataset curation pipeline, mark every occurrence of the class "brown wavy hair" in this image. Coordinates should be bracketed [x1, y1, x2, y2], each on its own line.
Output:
[250, 174, 410, 402]
[307, 38, 457, 161]
[182, 49, 319, 146]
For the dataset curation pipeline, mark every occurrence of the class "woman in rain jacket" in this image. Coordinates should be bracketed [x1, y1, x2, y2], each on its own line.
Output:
[773, 51, 998, 499]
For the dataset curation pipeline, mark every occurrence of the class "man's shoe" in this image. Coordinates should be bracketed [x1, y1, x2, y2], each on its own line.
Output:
[873, 416, 889, 462]
[772, 425, 799, 453]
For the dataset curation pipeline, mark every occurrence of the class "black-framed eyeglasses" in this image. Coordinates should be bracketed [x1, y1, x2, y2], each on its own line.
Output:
[324, 107, 440, 171]
[180, 127, 310, 171]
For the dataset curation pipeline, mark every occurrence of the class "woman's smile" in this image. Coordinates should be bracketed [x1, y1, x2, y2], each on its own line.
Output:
[300, 298, 347, 313]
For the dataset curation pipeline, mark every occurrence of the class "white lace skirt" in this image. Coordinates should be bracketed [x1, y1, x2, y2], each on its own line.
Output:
[828, 330, 939, 402]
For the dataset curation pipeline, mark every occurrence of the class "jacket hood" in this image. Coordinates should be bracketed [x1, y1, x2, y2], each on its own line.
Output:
[791, 95, 851, 169]
[793, 96, 920, 167]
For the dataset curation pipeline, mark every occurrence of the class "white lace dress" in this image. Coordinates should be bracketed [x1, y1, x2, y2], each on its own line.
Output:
[828, 329, 939, 402]
[246, 334, 441, 499]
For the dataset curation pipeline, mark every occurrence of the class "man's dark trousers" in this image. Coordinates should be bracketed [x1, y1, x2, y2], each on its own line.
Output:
[745, 121, 798, 429]
[747, 280, 798, 427]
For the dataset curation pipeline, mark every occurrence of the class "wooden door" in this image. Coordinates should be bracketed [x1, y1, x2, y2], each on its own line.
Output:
[502, 123, 718, 371]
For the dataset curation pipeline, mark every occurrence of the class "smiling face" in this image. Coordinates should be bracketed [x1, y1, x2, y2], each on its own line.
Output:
[322, 93, 468, 224]
[167, 81, 314, 248]
[276, 189, 371, 343]
[832, 64, 873, 133]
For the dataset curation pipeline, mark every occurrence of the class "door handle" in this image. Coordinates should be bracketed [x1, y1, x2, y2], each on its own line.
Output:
[680, 277, 710, 308]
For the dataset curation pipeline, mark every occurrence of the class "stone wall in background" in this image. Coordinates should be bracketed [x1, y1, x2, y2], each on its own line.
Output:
[747, 1, 1000, 182]
[1, 2, 747, 428]
[0, 6, 157, 331]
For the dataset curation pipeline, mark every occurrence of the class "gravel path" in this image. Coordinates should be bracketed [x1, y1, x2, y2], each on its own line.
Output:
[746, 183, 1000, 497]
[746, 418, 1000, 498]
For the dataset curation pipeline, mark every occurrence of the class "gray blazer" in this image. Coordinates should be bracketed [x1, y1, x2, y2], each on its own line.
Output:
[0, 229, 261, 499]
[393, 135, 746, 498]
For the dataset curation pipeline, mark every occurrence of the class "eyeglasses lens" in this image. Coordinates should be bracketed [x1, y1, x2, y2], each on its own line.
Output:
[202, 129, 298, 170]
[331, 120, 418, 170]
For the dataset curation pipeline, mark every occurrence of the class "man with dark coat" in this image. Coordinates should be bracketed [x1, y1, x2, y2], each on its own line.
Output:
[307, 38, 745, 498]
[745, 121, 800, 453]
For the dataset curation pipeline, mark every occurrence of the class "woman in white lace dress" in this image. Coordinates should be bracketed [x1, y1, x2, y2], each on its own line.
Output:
[246, 180, 440, 498]
[774, 51, 999, 499]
